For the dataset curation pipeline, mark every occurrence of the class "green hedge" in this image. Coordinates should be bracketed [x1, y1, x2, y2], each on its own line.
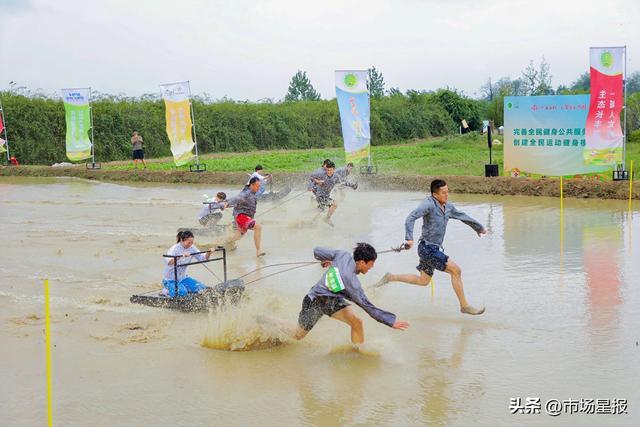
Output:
[0, 89, 482, 165]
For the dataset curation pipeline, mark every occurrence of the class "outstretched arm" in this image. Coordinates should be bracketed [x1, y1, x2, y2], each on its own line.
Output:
[349, 279, 398, 327]
[313, 247, 337, 262]
[450, 204, 486, 235]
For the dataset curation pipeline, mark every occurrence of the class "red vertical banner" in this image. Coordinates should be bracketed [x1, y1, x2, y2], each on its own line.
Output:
[584, 47, 624, 165]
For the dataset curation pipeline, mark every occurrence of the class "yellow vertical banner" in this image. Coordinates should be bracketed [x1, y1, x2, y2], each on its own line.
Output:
[160, 82, 195, 166]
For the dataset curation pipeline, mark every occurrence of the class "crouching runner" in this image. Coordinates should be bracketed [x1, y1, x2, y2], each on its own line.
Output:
[293, 243, 409, 346]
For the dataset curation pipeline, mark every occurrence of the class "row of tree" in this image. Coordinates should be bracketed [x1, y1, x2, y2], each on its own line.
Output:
[3, 59, 638, 165]
[0, 88, 479, 165]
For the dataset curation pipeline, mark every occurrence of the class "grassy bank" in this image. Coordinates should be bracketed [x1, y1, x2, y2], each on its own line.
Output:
[105, 133, 505, 176]
[103, 131, 640, 179]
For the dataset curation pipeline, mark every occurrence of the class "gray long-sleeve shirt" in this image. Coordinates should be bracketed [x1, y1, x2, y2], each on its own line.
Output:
[226, 187, 258, 218]
[309, 170, 340, 197]
[307, 247, 397, 327]
[197, 201, 225, 221]
[404, 196, 485, 247]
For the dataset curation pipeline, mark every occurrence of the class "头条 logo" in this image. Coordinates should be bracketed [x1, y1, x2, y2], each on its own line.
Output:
[600, 51, 614, 68]
[344, 74, 358, 88]
[507, 102, 513, 109]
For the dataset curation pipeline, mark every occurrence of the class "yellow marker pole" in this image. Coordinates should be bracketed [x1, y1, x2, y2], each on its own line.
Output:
[629, 160, 634, 213]
[560, 176, 564, 265]
[44, 279, 53, 427]
[430, 278, 434, 298]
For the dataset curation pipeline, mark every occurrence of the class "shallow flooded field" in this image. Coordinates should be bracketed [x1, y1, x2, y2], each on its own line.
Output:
[1, 176, 638, 426]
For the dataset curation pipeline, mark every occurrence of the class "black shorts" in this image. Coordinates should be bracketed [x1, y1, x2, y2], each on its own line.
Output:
[297, 295, 349, 331]
[133, 149, 144, 159]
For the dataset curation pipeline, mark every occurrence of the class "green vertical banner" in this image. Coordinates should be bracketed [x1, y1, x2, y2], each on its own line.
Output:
[61, 88, 92, 162]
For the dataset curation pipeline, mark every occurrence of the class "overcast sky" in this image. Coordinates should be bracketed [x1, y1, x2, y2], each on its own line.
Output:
[1, 0, 637, 100]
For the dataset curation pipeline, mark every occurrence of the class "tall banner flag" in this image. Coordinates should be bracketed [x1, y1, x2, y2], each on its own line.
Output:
[0, 98, 7, 155]
[335, 70, 370, 163]
[159, 81, 195, 166]
[61, 88, 92, 162]
[504, 95, 611, 177]
[584, 47, 625, 165]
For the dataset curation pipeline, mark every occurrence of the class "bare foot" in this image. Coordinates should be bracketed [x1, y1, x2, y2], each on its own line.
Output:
[461, 306, 485, 315]
[257, 251, 266, 257]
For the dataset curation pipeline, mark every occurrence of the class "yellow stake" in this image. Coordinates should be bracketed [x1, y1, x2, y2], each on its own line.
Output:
[629, 160, 634, 213]
[560, 176, 564, 265]
[430, 278, 434, 297]
[45, 279, 52, 427]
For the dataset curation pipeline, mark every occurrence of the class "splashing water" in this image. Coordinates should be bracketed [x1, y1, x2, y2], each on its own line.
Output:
[201, 293, 291, 351]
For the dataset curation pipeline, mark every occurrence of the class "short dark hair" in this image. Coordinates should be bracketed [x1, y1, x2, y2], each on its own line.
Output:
[322, 159, 331, 166]
[346, 162, 354, 168]
[353, 242, 377, 263]
[325, 160, 336, 169]
[430, 179, 447, 194]
[176, 229, 194, 243]
[216, 191, 227, 200]
[255, 165, 263, 171]
[248, 177, 261, 185]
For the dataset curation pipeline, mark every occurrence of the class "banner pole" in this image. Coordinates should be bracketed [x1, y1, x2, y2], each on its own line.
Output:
[629, 160, 634, 212]
[0, 98, 9, 163]
[623, 46, 628, 170]
[367, 87, 372, 169]
[560, 176, 564, 263]
[187, 81, 200, 166]
[89, 88, 95, 165]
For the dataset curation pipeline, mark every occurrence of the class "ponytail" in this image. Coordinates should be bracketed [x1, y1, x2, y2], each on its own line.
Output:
[176, 230, 194, 243]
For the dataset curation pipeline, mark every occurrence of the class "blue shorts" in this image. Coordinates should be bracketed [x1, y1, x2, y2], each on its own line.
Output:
[416, 241, 449, 276]
[162, 276, 207, 297]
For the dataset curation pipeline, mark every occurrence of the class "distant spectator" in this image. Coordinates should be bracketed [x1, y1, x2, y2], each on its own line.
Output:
[131, 131, 146, 169]
[9, 155, 19, 167]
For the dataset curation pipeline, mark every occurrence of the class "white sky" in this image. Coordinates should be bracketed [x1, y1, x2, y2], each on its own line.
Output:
[0, 0, 637, 100]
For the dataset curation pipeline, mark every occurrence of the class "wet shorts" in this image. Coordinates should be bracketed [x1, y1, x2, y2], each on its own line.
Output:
[315, 194, 334, 210]
[297, 295, 350, 331]
[416, 241, 449, 276]
[235, 214, 256, 234]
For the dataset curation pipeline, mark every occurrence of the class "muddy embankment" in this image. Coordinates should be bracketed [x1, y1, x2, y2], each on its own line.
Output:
[1, 165, 638, 200]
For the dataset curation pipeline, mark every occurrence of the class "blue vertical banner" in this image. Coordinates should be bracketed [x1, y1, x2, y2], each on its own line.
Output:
[335, 70, 370, 163]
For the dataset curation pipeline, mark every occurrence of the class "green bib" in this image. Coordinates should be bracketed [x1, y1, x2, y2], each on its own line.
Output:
[325, 266, 345, 293]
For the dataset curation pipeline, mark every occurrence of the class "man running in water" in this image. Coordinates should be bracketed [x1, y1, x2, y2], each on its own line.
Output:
[309, 160, 340, 225]
[293, 243, 409, 346]
[226, 177, 265, 257]
[374, 179, 487, 315]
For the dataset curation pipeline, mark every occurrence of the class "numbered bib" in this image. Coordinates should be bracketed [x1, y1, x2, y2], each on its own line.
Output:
[325, 266, 345, 293]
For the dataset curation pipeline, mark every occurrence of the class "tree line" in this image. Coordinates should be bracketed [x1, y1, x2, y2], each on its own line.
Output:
[2, 60, 638, 165]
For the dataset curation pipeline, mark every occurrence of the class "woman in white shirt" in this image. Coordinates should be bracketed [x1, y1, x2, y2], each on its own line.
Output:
[162, 230, 212, 297]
